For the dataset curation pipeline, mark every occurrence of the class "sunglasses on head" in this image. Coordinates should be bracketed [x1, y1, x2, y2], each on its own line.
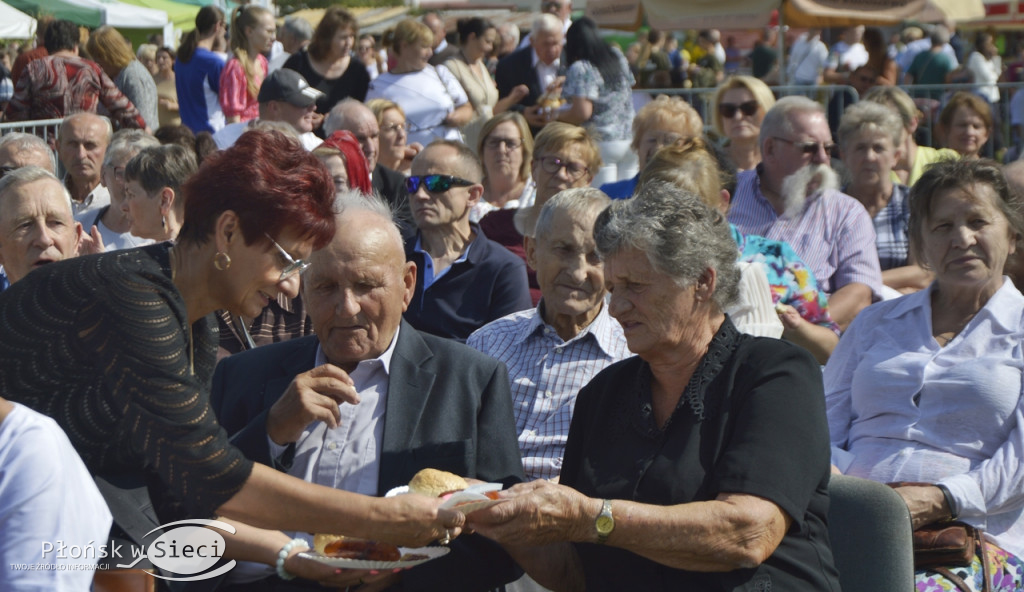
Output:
[405, 174, 475, 194]
[718, 100, 759, 118]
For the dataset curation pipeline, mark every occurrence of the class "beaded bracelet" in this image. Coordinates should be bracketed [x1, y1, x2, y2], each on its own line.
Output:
[276, 538, 310, 581]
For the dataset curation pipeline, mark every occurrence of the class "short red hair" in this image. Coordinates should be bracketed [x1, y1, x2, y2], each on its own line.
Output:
[178, 129, 336, 249]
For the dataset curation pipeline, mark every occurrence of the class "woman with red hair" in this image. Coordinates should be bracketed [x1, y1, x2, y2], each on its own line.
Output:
[317, 129, 372, 194]
[0, 130, 461, 584]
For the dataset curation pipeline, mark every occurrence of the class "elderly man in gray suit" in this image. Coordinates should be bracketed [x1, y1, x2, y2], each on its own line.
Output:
[210, 191, 524, 592]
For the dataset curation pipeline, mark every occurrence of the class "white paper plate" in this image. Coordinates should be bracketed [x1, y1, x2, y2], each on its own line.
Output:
[298, 546, 449, 570]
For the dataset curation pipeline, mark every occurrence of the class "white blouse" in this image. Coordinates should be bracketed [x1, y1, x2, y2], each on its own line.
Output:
[824, 278, 1024, 556]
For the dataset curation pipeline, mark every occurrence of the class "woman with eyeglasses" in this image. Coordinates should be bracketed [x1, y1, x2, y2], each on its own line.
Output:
[472, 112, 535, 223]
[366, 98, 420, 175]
[0, 130, 462, 586]
[480, 122, 601, 303]
[712, 76, 776, 172]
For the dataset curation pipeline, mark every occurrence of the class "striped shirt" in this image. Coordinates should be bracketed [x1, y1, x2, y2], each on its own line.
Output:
[467, 302, 631, 481]
[728, 167, 883, 298]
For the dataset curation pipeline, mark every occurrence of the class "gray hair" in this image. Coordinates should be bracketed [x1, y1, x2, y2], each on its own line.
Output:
[497, 22, 519, 47]
[103, 129, 160, 168]
[759, 95, 824, 150]
[534, 187, 610, 237]
[60, 112, 113, 143]
[837, 101, 903, 149]
[281, 15, 313, 42]
[0, 166, 73, 215]
[330, 190, 404, 252]
[324, 98, 369, 137]
[0, 132, 56, 172]
[930, 24, 950, 47]
[594, 180, 740, 310]
[124, 144, 198, 195]
[532, 13, 562, 37]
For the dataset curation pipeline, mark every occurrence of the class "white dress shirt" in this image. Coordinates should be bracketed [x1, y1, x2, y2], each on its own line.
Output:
[531, 50, 560, 95]
[824, 279, 1024, 557]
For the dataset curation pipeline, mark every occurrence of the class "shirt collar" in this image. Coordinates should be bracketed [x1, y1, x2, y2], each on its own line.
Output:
[531, 50, 559, 69]
[314, 323, 401, 376]
[516, 298, 621, 356]
[884, 277, 1024, 333]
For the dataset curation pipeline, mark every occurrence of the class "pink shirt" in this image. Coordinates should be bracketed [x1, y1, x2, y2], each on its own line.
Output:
[218, 53, 266, 121]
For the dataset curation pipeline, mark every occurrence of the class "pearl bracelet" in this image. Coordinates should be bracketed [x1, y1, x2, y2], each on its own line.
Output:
[276, 538, 310, 581]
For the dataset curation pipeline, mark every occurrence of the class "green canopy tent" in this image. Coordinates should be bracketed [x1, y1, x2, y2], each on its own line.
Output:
[6, 0, 167, 29]
[118, 0, 198, 31]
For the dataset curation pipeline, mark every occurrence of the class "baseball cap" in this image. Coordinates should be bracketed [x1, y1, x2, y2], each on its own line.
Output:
[257, 69, 324, 107]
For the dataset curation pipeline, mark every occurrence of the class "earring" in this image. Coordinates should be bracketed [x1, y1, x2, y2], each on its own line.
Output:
[213, 251, 231, 271]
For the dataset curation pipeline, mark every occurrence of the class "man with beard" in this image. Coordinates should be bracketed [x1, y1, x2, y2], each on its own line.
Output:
[727, 96, 881, 330]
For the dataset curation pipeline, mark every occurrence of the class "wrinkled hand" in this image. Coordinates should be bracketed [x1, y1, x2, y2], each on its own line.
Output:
[310, 112, 325, 131]
[367, 494, 465, 548]
[266, 364, 359, 445]
[77, 225, 105, 255]
[777, 304, 803, 330]
[403, 142, 424, 162]
[508, 84, 530, 104]
[523, 105, 550, 129]
[467, 480, 594, 547]
[893, 484, 950, 530]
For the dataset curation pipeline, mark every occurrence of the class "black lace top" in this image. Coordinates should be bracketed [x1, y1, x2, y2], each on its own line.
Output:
[0, 243, 253, 519]
[560, 317, 841, 591]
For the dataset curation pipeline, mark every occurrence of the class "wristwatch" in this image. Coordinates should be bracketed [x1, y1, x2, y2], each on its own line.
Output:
[595, 499, 614, 544]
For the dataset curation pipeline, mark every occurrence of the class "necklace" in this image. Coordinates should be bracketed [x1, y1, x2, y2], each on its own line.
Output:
[169, 246, 195, 375]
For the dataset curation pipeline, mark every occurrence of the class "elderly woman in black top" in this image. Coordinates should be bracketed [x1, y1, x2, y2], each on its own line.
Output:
[470, 182, 840, 592]
[0, 130, 461, 582]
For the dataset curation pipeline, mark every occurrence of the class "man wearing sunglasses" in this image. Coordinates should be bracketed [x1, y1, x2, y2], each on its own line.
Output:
[727, 96, 882, 330]
[403, 140, 531, 341]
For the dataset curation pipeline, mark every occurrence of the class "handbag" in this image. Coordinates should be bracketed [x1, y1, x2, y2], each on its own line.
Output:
[888, 482, 990, 592]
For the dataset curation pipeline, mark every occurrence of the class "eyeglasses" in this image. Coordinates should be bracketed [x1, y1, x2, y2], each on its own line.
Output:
[381, 122, 407, 134]
[772, 136, 835, 156]
[484, 137, 522, 151]
[536, 155, 589, 180]
[405, 174, 476, 194]
[265, 233, 310, 281]
[719, 100, 759, 118]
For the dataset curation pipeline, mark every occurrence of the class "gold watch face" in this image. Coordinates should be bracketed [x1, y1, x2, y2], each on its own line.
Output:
[596, 515, 614, 535]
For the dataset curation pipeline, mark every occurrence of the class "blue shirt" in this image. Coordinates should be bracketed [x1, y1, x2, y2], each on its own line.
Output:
[404, 224, 532, 342]
[599, 174, 638, 200]
[176, 48, 225, 135]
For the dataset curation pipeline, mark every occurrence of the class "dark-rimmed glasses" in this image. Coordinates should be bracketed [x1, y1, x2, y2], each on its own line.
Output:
[265, 233, 310, 281]
[536, 155, 589, 180]
[484, 137, 522, 151]
[772, 137, 835, 156]
[405, 174, 476, 194]
[718, 100, 759, 118]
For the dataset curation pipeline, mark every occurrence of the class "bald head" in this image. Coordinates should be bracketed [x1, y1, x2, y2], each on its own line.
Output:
[325, 99, 380, 169]
[304, 192, 414, 370]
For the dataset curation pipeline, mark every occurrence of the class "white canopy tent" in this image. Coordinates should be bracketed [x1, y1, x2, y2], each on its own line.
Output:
[0, 2, 36, 39]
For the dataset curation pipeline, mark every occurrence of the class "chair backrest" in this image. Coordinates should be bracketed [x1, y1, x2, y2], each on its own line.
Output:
[827, 474, 916, 592]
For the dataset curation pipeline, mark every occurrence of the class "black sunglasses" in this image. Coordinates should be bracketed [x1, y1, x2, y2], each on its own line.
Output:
[772, 136, 835, 156]
[405, 174, 475, 194]
[719, 100, 759, 119]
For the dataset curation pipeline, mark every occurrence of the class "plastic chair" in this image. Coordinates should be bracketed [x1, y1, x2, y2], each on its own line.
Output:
[827, 474, 916, 592]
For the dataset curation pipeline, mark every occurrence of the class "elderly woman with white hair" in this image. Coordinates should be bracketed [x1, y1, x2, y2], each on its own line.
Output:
[469, 181, 841, 592]
[838, 100, 931, 295]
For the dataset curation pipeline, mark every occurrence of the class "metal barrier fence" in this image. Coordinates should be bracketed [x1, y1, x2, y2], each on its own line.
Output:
[0, 118, 64, 144]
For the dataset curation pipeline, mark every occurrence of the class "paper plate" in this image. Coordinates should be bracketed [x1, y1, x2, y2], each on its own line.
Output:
[298, 546, 449, 570]
[440, 483, 507, 513]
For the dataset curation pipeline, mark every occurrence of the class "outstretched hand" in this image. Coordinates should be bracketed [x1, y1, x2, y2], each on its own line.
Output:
[467, 480, 595, 547]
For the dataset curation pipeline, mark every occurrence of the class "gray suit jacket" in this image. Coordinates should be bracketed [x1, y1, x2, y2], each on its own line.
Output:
[210, 320, 524, 591]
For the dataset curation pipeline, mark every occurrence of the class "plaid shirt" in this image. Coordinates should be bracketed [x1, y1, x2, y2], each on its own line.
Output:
[871, 184, 911, 271]
[467, 302, 631, 480]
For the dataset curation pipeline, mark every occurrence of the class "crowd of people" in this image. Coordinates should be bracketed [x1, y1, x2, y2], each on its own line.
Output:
[0, 4, 1022, 592]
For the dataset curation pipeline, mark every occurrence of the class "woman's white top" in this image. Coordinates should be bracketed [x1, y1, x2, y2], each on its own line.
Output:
[366, 65, 469, 146]
[824, 278, 1024, 556]
[0, 403, 113, 590]
[966, 51, 1001, 103]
